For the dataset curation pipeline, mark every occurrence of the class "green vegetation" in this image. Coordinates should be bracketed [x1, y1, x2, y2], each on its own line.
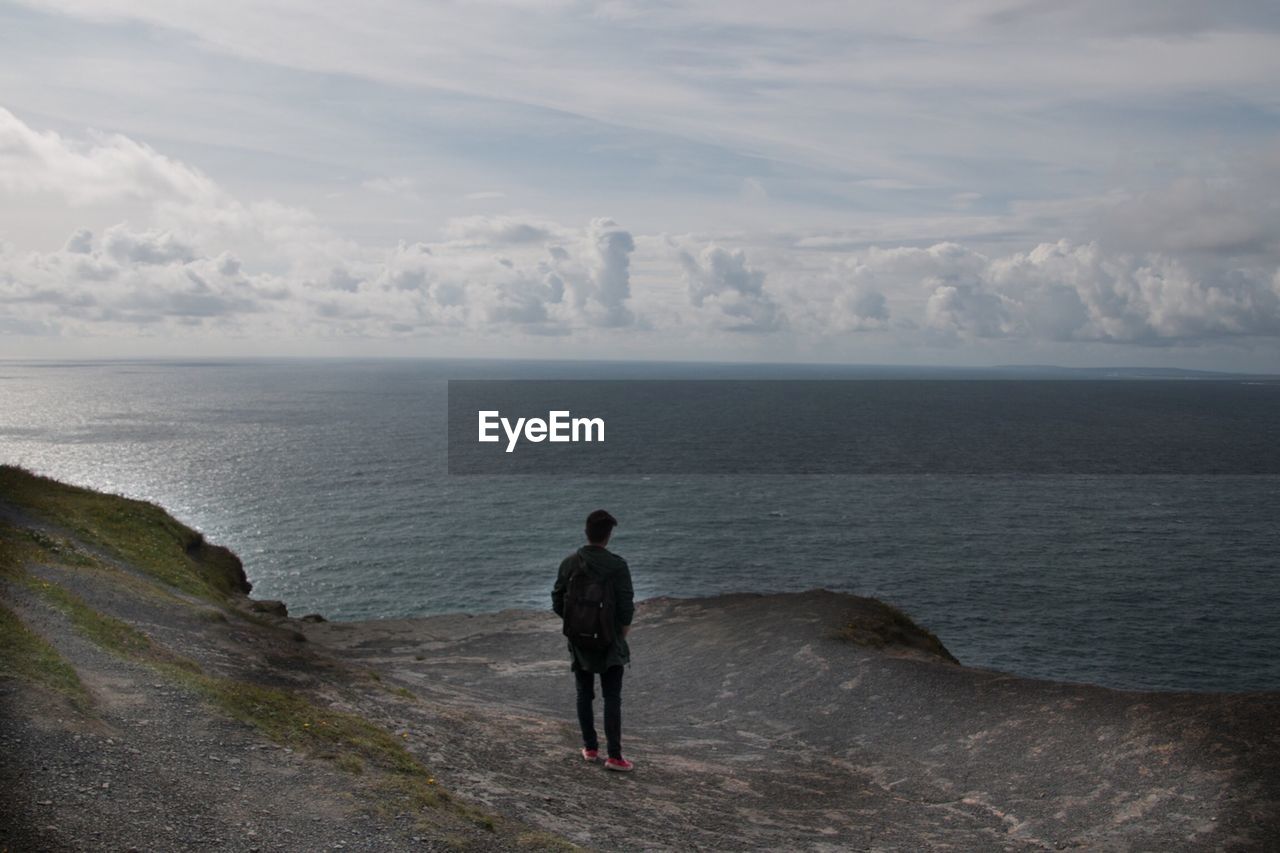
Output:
[0, 465, 245, 601]
[24, 575, 154, 657]
[21, 565, 462, 819]
[12, 527, 98, 568]
[1, 517, 197, 613]
[0, 601, 90, 708]
[0, 521, 50, 578]
[189, 673, 426, 774]
[1, 473, 430, 785]
[376, 772, 451, 814]
[334, 753, 365, 774]
[19, 580, 448, 805]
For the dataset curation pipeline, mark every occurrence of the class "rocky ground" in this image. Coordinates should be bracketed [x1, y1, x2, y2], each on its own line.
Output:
[2, 466, 1279, 851]
[312, 593, 1280, 851]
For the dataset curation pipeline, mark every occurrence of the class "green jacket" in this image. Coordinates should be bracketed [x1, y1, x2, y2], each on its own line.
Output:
[551, 544, 635, 673]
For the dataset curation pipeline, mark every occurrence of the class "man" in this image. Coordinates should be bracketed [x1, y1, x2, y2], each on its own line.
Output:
[551, 509, 636, 772]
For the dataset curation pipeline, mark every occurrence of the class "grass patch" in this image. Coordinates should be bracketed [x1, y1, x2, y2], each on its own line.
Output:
[25, 575, 154, 657]
[22, 575, 202, 672]
[179, 668, 539, 833]
[18, 527, 99, 568]
[0, 601, 90, 708]
[187, 674, 426, 776]
[1, 519, 194, 609]
[377, 772, 450, 813]
[10, 557, 437, 798]
[1, 521, 50, 578]
[0, 466, 245, 601]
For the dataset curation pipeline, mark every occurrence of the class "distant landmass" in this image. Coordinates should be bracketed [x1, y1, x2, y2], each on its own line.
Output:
[3, 355, 1276, 381]
[988, 364, 1278, 379]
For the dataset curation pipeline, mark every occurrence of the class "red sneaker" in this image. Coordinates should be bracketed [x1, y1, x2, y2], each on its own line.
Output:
[581, 748, 600, 761]
[604, 757, 634, 772]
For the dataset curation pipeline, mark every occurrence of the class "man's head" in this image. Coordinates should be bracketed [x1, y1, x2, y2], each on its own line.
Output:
[585, 509, 618, 545]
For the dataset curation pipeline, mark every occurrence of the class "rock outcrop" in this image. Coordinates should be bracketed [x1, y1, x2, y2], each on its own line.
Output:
[183, 531, 252, 596]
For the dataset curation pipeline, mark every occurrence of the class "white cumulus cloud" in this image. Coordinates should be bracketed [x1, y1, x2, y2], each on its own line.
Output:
[678, 245, 783, 333]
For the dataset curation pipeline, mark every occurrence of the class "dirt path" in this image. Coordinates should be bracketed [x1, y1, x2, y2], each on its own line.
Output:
[309, 593, 1280, 851]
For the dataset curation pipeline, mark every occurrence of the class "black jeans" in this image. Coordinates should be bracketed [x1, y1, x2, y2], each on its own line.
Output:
[575, 665, 624, 759]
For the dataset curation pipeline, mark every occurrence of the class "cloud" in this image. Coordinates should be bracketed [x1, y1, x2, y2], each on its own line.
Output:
[831, 286, 890, 333]
[479, 264, 565, 327]
[326, 266, 362, 292]
[578, 218, 636, 327]
[924, 283, 1010, 339]
[361, 175, 420, 201]
[0, 226, 265, 328]
[63, 228, 94, 254]
[983, 1, 1280, 37]
[9, 0, 1280, 323]
[715, 237, 1280, 345]
[1098, 173, 1280, 260]
[0, 106, 217, 206]
[300, 224, 638, 334]
[216, 252, 242, 277]
[5, 221, 1278, 348]
[453, 222, 629, 325]
[102, 225, 197, 265]
[826, 238, 1280, 344]
[986, 240, 1280, 342]
[2, 109, 1278, 357]
[679, 245, 783, 333]
[443, 215, 559, 245]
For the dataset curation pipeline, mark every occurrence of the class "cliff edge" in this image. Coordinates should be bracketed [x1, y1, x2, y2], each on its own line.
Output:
[2, 465, 1278, 851]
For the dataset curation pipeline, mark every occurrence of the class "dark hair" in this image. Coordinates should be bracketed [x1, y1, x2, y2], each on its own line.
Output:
[585, 509, 618, 544]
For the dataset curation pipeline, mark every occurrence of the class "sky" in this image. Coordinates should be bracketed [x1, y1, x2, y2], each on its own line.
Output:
[1, 1, 1279, 370]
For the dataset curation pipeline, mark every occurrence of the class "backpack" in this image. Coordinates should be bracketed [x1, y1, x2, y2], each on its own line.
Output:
[562, 553, 615, 651]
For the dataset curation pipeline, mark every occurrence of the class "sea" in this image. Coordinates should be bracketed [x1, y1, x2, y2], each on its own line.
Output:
[2, 358, 1278, 693]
